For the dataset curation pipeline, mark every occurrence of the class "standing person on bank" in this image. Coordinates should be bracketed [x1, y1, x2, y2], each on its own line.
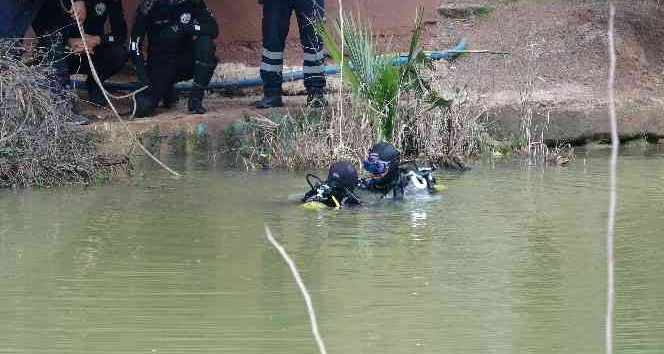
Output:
[67, 0, 129, 106]
[256, 0, 327, 109]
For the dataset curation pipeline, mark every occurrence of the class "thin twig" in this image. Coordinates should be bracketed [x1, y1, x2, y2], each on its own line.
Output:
[338, 0, 345, 147]
[264, 225, 328, 354]
[606, 4, 618, 354]
[69, 0, 182, 179]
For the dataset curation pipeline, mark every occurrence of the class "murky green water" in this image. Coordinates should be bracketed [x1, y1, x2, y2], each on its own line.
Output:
[1, 150, 663, 354]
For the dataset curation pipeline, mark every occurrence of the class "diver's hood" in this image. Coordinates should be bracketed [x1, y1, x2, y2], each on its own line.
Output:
[369, 142, 400, 163]
[327, 161, 358, 192]
[367, 142, 400, 187]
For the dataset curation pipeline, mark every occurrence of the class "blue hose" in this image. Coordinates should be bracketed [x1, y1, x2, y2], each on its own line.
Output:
[74, 39, 467, 92]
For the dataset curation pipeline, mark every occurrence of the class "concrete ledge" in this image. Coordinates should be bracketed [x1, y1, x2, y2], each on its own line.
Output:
[488, 102, 664, 145]
[89, 116, 233, 156]
[86, 96, 664, 156]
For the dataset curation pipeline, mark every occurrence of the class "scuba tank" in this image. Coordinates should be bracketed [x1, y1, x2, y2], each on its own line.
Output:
[399, 162, 448, 193]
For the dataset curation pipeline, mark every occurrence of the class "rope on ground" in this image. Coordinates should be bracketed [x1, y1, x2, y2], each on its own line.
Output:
[606, 4, 618, 354]
[69, 0, 183, 179]
[264, 225, 328, 354]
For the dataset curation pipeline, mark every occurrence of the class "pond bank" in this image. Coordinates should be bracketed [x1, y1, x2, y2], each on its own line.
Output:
[488, 96, 664, 146]
[88, 95, 664, 156]
[85, 0, 664, 158]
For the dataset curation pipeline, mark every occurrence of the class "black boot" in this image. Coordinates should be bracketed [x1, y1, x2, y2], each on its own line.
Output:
[188, 83, 207, 114]
[307, 91, 328, 108]
[162, 85, 178, 109]
[255, 94, 284, 109]
[86, 77, 107, 107]
[189, 37, 217, 114]
[134, 91, 157, 118]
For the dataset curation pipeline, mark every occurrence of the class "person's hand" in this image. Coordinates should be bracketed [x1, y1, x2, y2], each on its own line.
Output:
[68, 0, 87, 23]
[85, 35, 101, 50]
[68, 36, 98, 54]
[68, 38, 84, 53]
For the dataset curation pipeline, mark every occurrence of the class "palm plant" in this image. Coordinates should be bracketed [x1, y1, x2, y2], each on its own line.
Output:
[315, 7, 451, 142]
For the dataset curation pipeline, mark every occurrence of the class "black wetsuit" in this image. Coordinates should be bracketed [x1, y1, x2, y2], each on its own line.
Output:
[359, 168, 406, 199]
[130, 0, 219, 116]
[360, 177, 405, 200]
[67, 0, 129, 103]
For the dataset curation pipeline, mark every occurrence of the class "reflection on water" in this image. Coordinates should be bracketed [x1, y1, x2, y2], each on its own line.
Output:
[0, 151, 663, 354]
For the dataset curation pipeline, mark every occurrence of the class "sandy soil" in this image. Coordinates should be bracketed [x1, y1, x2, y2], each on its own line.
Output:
[434, 1, 664, 104]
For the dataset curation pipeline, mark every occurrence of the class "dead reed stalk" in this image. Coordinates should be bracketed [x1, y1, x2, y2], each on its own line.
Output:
[606, 4, 618, 354]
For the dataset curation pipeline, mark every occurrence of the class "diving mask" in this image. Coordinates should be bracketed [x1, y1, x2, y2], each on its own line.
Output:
[362, 153, 391, 175]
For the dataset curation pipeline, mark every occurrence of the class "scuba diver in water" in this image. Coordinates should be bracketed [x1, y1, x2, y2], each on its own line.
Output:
[302, 161, 362, 209]
[301, 143, 444, 209]
[359, 142, 442, 199]
[360, 142, 404, 199]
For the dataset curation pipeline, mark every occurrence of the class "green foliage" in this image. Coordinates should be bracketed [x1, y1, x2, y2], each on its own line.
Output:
[95, 169, 109, 184]
[473, 6, 495, 18]
[315, 7, 451, 142]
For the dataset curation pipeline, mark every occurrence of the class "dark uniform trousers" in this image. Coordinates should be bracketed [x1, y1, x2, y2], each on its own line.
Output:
[68, 42, 129, 84]
[145, 27, 217, 108]
[260, 0, 325, 97]
[34, 32, 72, 96]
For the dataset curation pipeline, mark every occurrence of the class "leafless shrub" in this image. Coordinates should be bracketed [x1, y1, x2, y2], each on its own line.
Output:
[0, 41, 130, 187]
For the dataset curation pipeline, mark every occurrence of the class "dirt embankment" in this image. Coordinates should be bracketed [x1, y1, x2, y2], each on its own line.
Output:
[435, 1, 664, 143]
[88, 1, 664, 153]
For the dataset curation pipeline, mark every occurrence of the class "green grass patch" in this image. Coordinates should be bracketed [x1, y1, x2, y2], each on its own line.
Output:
[473, 6, 495, 18]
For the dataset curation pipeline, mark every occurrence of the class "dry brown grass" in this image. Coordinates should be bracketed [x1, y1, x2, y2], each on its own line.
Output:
[228, 84, 489, 170]
[0, 41, 130, 187]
